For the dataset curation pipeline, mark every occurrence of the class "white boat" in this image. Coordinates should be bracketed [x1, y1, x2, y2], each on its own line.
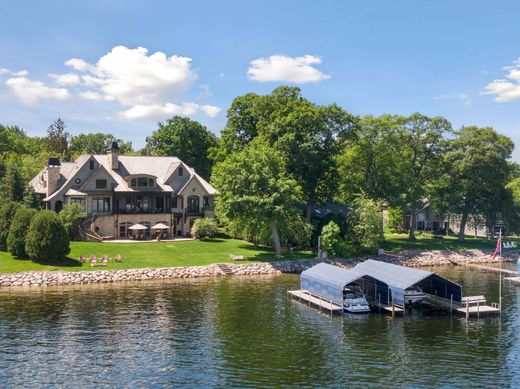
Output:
[404, 286, 426, 305]
[343, 285, 371, 313]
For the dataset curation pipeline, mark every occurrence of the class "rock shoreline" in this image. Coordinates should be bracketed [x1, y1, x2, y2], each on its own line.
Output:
[0, 249, 517, 289]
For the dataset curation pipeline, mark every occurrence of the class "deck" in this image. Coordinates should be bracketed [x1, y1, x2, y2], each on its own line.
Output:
[464, 263, 517, 276]
[288, 290, 343, 313]
[456, 305, 500, 316]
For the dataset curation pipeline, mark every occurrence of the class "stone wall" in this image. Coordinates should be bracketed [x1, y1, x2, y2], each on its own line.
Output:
[0, 249, 516, 289]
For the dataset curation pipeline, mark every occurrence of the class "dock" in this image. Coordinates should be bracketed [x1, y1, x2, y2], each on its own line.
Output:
[288, 290, 343, 313]
[464, 263, 517, 276]
[505, 276, 520, 285]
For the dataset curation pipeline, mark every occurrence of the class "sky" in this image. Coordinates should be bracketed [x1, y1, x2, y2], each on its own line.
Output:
[0, 0, 519, 160]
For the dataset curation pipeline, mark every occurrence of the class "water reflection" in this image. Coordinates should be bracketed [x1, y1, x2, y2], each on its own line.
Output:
[0, 268, 518, 387]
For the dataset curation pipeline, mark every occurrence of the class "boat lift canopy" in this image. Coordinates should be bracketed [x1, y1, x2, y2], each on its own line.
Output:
[300, 263, 365, 306]
[351, 259, 462, 305]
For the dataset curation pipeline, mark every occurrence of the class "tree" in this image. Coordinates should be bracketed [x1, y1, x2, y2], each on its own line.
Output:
[45, 118, 70, 157]
[69, 132, 133, 157]
[0, 159, 25, 204]
[23, 186, 42, 209]
[25, 211, 70, 262]
[192, 218, 218, 240]
[347, 196, 384, 253]
[59, 204, 87, 240]
[435, 126, 514, 241]
[0, 202, 20, 251]
[7, 206, 37, 258]
[144, 116, 218, 179]
[320, 221, 343, 257]
[212, 142, 307, 255]
[220, 86, 358, 221]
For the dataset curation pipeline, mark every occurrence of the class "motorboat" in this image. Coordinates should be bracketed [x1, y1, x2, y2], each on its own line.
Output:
[343, 285, 371, 313]
[404, 286, 426, 305]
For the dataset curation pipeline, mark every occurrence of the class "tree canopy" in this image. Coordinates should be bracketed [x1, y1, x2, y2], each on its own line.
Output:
[144, 116, 218, 179]
[69, 132, 133, 157]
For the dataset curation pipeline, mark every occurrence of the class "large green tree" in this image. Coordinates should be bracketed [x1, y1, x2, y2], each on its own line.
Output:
[212, 142, 307, 255]
[0, 158, 25, 204]
[144, 116, 218, 179]
[219, 86, 358, 221]
[7, 206, 37, 258]
[69, 132, 133, 157]
[435, 126, 514, 241]
[45, 118, 70, 158]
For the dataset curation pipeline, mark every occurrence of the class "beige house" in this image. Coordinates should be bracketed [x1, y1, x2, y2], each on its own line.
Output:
[30, 142, 217, 239]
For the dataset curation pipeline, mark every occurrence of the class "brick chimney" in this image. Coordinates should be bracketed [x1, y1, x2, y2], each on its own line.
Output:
[46, 157, 61, 197]
[107, 141, 119, 170]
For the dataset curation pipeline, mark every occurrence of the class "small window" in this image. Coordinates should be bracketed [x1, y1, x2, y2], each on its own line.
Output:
[89, 160, 95, 170]
[130, 176, 155, 188]
[96, 179, 107, 189]
[148, 178, 154, 187]
[172, 196, 178, 208]
[179, 167, 183, 176]
[131, 178, 137, 187]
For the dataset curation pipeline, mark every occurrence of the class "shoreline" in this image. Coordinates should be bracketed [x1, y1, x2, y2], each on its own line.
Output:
[0, 249, 517, 289]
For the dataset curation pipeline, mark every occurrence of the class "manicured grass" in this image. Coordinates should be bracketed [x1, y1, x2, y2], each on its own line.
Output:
[382, 232, 517, 252]
[0, 238, 314, 273]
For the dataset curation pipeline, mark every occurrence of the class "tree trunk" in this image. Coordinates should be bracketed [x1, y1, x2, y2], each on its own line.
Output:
[305, 201, 314, 223]
[458, 211, 469, 242]
[408, 208, 416, 240]
[270, 218, 282, 256]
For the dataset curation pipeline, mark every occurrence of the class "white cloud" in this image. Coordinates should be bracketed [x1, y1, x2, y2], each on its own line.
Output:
[79, 90, 103, 101]
[6, 76, 70, 104]
[434, 93, 471, 106]
[247, 54, 331, 83]
[0, 68, 9, 75]
[49, 72, 80, 86]
[120, 102, 220, 120]
[482, 58, 520, 102]
[63, 45, 219, 120]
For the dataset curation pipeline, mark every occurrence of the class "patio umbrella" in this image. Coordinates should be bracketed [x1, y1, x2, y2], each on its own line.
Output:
[152, 223, 169, 230]
[128, 223, 148, 230]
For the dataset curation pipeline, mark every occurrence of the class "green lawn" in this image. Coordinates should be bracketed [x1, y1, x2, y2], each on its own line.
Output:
[0, 238, 314, 273]
[382, 232, 513, 252]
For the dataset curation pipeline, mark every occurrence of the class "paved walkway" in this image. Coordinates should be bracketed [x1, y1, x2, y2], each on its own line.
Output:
[103, 237, 195, 243]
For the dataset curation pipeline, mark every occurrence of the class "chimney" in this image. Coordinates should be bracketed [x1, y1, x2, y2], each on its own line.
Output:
[46, 158, 61, 197]
[107, 141, 119, 170]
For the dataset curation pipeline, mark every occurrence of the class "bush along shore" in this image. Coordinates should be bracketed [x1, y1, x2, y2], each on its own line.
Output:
[0, 248, 518, 289]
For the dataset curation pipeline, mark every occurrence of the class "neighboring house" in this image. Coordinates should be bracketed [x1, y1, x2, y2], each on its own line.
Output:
[29, 142, 217, 239]
[401, 203, 489, 237]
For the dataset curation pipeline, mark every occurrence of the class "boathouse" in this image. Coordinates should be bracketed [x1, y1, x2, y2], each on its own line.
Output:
[300, 263, 386, 306]
[351, 259, 462, 306]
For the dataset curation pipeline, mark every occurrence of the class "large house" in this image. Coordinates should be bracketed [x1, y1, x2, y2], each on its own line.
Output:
[30, 142, 217, 239]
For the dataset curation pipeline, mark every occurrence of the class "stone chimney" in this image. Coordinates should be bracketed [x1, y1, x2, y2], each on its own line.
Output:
[46, 157, 61, 197]
[107, 141, 119, 170]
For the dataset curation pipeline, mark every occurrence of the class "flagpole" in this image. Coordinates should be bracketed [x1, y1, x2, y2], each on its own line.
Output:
[499, 227, 502, 314]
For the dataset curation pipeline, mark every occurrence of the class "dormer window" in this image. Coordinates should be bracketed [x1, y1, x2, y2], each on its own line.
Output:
[179, 167, 183, 176]
[89, 160, 95, 170]
[130, 176, 155, 188]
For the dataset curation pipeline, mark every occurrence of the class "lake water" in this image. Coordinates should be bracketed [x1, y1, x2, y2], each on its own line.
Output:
[0, 267, 519, 388]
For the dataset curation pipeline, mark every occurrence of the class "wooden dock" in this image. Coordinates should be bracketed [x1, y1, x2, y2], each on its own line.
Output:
[288, 290, 344, 313]
[505, 276, 520, 285]
[464, 263, 517, 276]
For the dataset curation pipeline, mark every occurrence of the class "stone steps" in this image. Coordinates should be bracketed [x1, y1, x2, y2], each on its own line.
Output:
[217, 264, 234, 276]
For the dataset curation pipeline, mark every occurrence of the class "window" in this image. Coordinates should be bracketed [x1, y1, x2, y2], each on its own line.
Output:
[172, 196, 178, 209]
[187, 196, 199, 213]
[130, 176, 155, 188]
[179, 167, 183, 176]
[136, 196, 151, 212]
[89, 160, 95, 170]
[96, 179, 107, 189]
[203, 196, 212, 211]
[70, 197, 85, 207]
[92, 197, 111, 212]
[156, 197, 164, 213]
[119, 222, 132, 238]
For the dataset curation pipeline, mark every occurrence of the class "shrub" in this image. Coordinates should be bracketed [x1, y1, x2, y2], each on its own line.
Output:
[6, 206, 37, 258]
[347, 196, 384, 253]
[25, 210, 70, 262]
[59, 204, 87, 240]
[320, 221, 343, 257]
[0, 202, 21, 251]
[192, 218, 218, 240]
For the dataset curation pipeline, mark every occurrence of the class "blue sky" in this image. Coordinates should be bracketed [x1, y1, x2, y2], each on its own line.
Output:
[0, 0, 519, 160]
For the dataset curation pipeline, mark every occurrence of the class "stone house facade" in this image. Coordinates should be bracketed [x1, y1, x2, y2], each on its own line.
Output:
[30, 142, 217, 239]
